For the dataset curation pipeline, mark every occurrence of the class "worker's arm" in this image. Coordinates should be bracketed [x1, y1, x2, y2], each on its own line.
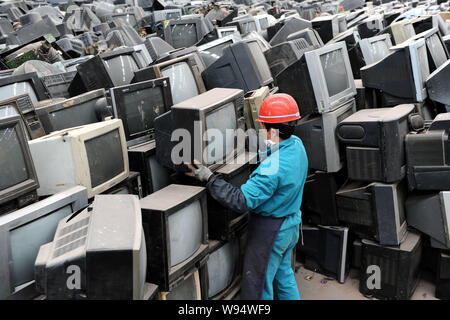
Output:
[206, 175, 248, 214]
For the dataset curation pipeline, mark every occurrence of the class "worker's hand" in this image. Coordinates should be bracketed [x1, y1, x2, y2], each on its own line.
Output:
[184, 159, 214, 182]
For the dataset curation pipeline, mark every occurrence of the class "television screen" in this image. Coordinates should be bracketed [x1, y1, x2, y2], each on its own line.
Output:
[165, 271, 199, 300]
[205, 102, 237, 164]
[104, 55, 139, 86]
[207, 239, 239, 298]
[122, 86, 165, 137]
[427, 33, 448, 68]
[171, 23, 198, 49]
[0, 81, 39, 104]
[10, 204, 72, 288]
[44, 101, 100, 132]
[85, 129, 125, 188]
[168, 199, 203, 267]
[320, 48, 349, 97]
[0, 126, 29, 191]
[161, 62, 199, 104]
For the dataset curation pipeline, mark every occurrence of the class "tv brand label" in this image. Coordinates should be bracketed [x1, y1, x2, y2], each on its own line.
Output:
[66, 265, 81, 290]
[366, 265, 381, 290]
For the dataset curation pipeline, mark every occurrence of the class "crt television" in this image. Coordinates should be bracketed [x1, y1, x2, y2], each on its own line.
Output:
[0, 115, 39, 215]
[110, 78, 173, 147]
[34, 194, 147, 299]
[28, 119, 129, 199]
[159, 17, 209, 49]
[140, 184, 209, 291]
[201, 41, 273, 93]
[410, 27, 449, 73]
[156, 88, 245, 172]
[0, 73, 49, 104]
[35, 89, 110, 134]
[0, 186, 88, 300]
[276, 41, 357, 116]
[359, 34, 393, 65]
[360, 38, 430, 106]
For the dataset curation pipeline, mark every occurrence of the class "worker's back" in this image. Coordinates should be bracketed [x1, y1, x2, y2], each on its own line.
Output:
[241, 135, 308, 230]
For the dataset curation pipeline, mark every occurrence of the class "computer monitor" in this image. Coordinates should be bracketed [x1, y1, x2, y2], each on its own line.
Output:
[202, 237, 242, 300]
[268, 17, 311, 46]
[197, 34, 241, 68]
[74, 48, 145, 94]
[276, 41, 356, 116]
[156, 88, 244, 172]
[357, 15, 384, 39]
[0, 73, 49, 104]
[158, 268, 202, 300]
[0, 115, 39, 215]
[360, 38, 430, 106]
[140, 184, 209, 291]
[153, 9, 182, 23]
[159, 17, 208, 49]
[110, 78, 173, 147]
[359, 230, 422, 300]
[312, 15, 340, 44]
[264, 38, 313, 78]
[405, 113, 450, 191]
[336, 104, 416, 183]
[202, 41, 273, 93]
[411, 27, 449, 73]
[35, 89, 110, 134]
[359, 34, 393, 65]
[293, 98, 355, 173]
[141, 54, 206, 105]
[40, 71, 77, 99]
[0, 186, 87, 299]
[301, 170, 346, 226]
[28, 119, 129, 199]
[296, 225, 349, 283]
[336, 180, 408, 245]
[128, 140, 171, 197]
[34, 194, 146, 299]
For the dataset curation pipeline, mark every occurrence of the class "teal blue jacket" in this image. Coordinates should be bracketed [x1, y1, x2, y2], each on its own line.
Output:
[240, 135, 308, 230]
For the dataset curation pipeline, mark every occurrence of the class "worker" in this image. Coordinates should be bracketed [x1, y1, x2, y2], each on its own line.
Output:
[185, 93, 308, 300]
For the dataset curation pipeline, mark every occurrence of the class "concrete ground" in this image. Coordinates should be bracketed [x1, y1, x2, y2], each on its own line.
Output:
[294, 263, 438, 300]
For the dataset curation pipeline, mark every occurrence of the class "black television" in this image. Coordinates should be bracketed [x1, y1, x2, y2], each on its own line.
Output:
[72, 48, 145, 94]
[201, 41, 273, 93]
[360, 38, 430, 106]
[264, 38, 313, 78]
[155, 88, 245, 172]
[35, 89, 110, 134]
[336, 180, 408, 245]
[0, 73, 49, 104]
[158, 17, 209, 49]
[296, 224, 350, 283]
[110, 78, 173, 147]
[0, 115, 39, 215]
[336, 104, 416, 183]
[410, 27, 449, 73]
[405, 113, 450, 191]
[34, 194, 147, 300]
[311, 15, 340, 44]
[359, 230, 422, 300]
[140, 184, 209, 291]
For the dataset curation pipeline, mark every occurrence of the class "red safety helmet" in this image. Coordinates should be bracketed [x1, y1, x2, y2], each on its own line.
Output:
[256, 93, 301, 124]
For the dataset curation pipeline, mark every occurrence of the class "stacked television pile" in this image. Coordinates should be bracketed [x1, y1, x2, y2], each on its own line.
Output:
[0, 0, 449, 302]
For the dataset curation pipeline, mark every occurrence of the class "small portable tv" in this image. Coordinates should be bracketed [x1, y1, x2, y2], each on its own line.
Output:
[140, 184, 209, 291]
[296, 224, 349, 283]
[110, 78, 173, 147]
[35, 89, 110, 134]
[0, 73, 49, 104]
[359, 230, 422, 300]
[156, 88, 245, 172]
[34, 194, 146, 300]
[359, 34, 393, 65]
[405, 113, 450, 191]
[0, 186, 87, 300]
[293, 98, 355, 173]
[202, 41, 273, 93]
[410, 27, 449, 73]
[336, 180, 408, 246]
[0, 115, 39, 216]
[406, 191, 450, 249]
[336, 104, 416, 183]
[128, 140, 171, 197]
[276, 41, 356, 116]
[28, 119, 129, 199]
